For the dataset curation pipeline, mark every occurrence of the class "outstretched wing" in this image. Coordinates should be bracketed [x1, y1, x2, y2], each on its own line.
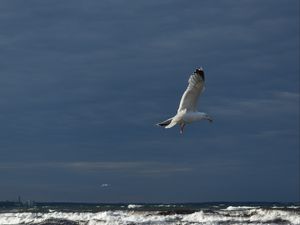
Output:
[177, 69, 205, 113]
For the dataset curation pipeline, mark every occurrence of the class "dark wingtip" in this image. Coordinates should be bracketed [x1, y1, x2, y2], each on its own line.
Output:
[157, 118, 172, 127]
[195, 67, 205, 81]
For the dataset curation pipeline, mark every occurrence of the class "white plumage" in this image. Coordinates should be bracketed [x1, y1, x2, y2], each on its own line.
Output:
[157, 68, 212, 134]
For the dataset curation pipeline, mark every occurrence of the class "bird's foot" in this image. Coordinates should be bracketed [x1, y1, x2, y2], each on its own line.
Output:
[180, 124, 185, 134]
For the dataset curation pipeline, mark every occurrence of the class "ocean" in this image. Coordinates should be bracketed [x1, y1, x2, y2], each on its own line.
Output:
[0, 202, 299, 225]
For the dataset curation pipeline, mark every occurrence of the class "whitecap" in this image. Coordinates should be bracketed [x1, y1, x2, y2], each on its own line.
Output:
[127, 204, 143, 209]
[223, 206, 259, 210]
[0, 208, 299, 225]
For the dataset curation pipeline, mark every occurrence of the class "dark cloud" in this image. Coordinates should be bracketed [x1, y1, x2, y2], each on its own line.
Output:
[0, 0, 298, 202]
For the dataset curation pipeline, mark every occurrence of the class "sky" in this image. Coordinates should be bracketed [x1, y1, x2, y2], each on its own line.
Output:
[0, 0, 299, 203]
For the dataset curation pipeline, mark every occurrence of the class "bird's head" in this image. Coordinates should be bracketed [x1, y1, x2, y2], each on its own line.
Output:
[195, 67, 204, 75]
[195, 67, 205, 80]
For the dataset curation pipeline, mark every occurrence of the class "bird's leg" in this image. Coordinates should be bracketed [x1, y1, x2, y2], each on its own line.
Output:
[180, 124, 185, 134]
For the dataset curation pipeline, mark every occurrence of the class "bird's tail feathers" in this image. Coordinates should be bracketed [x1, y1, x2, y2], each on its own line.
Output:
[165, 120, 177, 129]
[156, 118, 173, 127]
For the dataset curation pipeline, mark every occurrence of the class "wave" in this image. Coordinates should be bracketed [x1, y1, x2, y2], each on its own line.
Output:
[0, 211, 175, 225]
[155, 204, 179, 207]
[271, 205, 300, 210]
[224, 206, 259, 210]
[0, 208, 299, 225]
[183, 208, 300, 224]
[127, 204, 142, 209]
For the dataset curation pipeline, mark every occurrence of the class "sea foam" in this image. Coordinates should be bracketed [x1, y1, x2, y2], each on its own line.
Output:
[0, 207, 299, 225]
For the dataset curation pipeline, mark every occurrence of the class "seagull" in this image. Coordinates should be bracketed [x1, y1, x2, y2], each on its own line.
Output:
[157, 68, 212, 134]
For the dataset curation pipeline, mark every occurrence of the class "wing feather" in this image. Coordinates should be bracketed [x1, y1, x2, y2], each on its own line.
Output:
[177, 71, 205, 112]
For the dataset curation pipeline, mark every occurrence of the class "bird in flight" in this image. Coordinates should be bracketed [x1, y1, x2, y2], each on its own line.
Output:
[157, 68, 212, 134]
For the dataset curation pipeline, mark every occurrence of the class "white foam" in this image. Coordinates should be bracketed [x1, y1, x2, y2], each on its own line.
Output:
[127, 204, 142, 209]
[288, 205, 300, 209]
[0, 208, 299, 225]
[183, 209, 300, 224]
[224, 206, 259, 210]
[0, 211, 174, 225]
[155, 204, 178, 208]
[249, 208, 300, 224]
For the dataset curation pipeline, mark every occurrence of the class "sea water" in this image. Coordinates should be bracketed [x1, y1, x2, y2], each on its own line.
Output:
[0, 202, 299, 225]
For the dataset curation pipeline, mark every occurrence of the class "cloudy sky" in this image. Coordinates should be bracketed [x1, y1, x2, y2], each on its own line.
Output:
[0, 0, 299, 203]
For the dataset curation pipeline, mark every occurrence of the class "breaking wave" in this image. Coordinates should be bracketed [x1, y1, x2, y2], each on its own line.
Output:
[0, 207, 299, 225]
[127, 204, 142, 209]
